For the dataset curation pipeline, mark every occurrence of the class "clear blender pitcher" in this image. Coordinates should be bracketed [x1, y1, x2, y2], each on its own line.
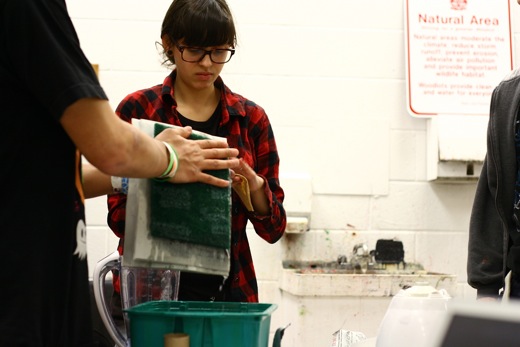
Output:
[93, 251, 180, 347]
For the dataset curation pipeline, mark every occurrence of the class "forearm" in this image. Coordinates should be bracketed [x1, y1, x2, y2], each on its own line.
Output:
[62, 98, 169, 178]
[250, 176, 269, 215]
[249, 176, 286, 243]
[82, 163, 113, 199]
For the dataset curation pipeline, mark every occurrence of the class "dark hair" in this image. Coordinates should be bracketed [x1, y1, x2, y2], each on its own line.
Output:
[161, 0, 236, 48]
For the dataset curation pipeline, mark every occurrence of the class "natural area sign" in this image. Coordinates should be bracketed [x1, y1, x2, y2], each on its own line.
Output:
[405, 0, 512, 117]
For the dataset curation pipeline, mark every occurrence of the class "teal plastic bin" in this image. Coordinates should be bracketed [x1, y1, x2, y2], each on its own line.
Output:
[125, 300, 278, 347]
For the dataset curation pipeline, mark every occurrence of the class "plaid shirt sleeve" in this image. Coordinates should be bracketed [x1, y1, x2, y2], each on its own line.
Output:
[246, 113, 286, 242]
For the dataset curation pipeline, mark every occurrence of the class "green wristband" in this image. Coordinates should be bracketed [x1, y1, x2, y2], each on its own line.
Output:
[156, 141, 178, 180]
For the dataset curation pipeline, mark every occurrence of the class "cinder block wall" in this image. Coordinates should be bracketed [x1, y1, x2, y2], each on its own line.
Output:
[68, 0, 520, 339]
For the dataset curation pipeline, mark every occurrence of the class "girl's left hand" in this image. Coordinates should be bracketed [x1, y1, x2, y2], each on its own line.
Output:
[230, 159, 264, 193]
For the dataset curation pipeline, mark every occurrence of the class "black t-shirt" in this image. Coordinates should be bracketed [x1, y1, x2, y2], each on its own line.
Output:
[0, 0, 107, 345]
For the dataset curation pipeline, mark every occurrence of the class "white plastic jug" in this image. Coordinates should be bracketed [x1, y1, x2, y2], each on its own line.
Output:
[93, 251, 180, 347]
[376, 283, 451, 347]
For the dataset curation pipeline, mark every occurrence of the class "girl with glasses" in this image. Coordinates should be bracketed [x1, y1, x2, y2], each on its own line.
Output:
[107, 0, 286, 306]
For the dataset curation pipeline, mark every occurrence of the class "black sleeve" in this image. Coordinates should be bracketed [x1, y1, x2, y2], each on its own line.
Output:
[1, 0, 107, 119]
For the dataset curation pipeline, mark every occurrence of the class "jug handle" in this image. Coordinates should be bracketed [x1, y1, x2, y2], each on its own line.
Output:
[93, 251, 127, 347]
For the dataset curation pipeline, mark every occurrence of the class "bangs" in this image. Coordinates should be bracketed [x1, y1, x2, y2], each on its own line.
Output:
[163, 0, 236, 48]
[182, 11, 235, 47]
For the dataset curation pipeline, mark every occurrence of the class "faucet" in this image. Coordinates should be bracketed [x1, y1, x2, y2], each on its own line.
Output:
[350, 243, 371, 273]
[353, 243, 368, 256]
[337, 255, 348, 266]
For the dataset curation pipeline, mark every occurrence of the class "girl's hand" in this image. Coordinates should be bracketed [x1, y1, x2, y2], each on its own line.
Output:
[230, 159, 264, 193]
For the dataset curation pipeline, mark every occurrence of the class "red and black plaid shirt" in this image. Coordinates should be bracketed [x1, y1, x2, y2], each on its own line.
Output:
[107, 71, 286, 302]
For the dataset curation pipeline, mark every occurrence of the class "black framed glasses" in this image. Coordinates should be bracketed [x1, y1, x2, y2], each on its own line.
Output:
[175, 43, 235, 64]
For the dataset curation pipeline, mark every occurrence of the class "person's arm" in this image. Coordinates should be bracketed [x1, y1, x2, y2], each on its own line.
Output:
[61, 98, 239, 193]
[467, 85, 507, 299]
[467, 156, 505, 299]
[82, 163, 112, 199]
[236, 108, 286, 243]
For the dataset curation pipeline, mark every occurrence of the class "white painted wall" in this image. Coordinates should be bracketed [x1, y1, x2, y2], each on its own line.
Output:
[66, 0, 520, 345]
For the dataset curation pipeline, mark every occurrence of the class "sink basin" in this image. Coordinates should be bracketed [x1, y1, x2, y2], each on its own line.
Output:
[280, 260, 457, 297]
[279, 260, 458, 347]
